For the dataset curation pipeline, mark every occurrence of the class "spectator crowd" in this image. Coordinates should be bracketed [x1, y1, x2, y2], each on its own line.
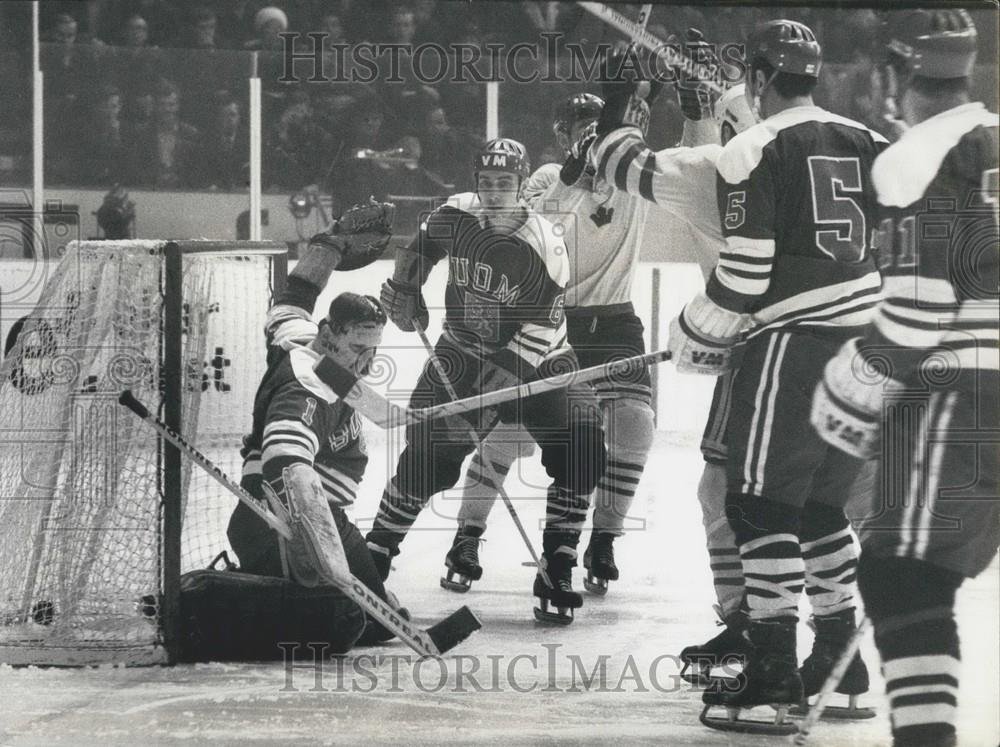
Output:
[0, 1, 994, 205]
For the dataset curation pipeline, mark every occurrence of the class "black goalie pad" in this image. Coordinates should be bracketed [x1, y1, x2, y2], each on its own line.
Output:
[177, 570, 366, 662]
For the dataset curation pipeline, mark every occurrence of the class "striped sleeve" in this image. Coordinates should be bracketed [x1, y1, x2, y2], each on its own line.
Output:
[260, 383, 321, 471]
[506, 321, 563, 369]
[708, 151, 777, 313]
[265, 303, 317, 351]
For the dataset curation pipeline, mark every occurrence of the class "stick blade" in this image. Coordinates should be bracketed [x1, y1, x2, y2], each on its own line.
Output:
[425, 605, 482, 654]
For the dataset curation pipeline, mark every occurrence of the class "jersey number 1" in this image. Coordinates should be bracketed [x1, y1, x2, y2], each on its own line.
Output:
[808, 156, 867, 262]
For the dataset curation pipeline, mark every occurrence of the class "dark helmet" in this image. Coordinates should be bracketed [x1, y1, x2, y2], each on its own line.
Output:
[885, 8, 977, 79]
[474, 138, 531, 180]
[552, 93, 605, 138]
[746, 19, 822, 78]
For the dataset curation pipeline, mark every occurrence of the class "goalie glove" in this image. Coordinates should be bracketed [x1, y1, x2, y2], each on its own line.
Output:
[810, 338, 904, 460]
[671, 28, 722, 121]
[380, 278, 428, 333]
[668, 292, 746, 375]
[325, 197, 396, 271]
[596, 45, 663, 136]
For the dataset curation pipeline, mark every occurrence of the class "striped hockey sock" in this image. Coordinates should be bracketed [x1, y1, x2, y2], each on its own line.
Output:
[740, 533, 805, 621]
[802, 525, 859, 616]
[591, 458, 644, 535]
[546, 485, 590, 536]
[366, 478, 425, 553]
[878, 610, 961, 746]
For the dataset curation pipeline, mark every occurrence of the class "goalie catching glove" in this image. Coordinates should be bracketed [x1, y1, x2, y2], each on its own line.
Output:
[380, 278, 429, 333]
[313, 197, 395, 271]
[810, 338, 904, 460]
[667, 292, 746, 375]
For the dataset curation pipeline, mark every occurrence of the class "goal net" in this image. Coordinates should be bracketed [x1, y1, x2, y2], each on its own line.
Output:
[0, 240, 286, 665]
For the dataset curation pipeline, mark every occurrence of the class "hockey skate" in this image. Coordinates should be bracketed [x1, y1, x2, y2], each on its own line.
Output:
[680, 609, 752, 689]
[700, 620, 802, 736]
[582, 532, 618, 596]
[533, 547, 583, 625]
[440, 526, 484, 593]
[792, 610, 875, 720]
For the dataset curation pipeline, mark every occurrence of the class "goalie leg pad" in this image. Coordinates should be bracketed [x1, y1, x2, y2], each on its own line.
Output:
[264, 463, 349, 588]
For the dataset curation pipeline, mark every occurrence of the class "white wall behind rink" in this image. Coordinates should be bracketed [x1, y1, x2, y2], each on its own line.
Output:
[0, 256, 715, 436]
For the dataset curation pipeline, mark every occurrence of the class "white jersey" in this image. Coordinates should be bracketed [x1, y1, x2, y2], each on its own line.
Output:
[522, 161, 650, 308]
[588, 127, 726, 282]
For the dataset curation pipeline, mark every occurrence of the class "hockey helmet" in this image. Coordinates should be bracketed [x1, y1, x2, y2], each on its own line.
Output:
[474, 138, 531, 180]
[326, 292, 386, 331]
[884, 9, 978, 80]
[553, 93, 605, 141]
[746, 20, 822, 78]
[715, 84, 758, 138]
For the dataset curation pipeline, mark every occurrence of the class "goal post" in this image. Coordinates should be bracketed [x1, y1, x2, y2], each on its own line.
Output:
[0, 239, 288, 665]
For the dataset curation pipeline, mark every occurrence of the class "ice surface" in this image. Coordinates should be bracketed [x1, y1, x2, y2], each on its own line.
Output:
[1, 433, 997, 747]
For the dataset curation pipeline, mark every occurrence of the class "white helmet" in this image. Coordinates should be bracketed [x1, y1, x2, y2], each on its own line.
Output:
[715, 84, 758, 137]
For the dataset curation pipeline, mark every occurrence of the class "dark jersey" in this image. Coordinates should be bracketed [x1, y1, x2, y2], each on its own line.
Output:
[412, 192, 568, 369]
[861, 102, 999, 378]
[240, 298, 367, 507]
[711, 106, 888, 336]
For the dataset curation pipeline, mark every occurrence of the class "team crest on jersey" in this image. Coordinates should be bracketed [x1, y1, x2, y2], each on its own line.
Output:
[463, 290, 501, 342]
[590, 205, 614, 227]
[328, 411, 363, 451]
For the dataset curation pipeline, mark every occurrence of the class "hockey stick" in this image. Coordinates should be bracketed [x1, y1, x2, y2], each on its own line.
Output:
[314, 348, 672, 429]
[577, 1, 726, 94]
[414, 325, 554, 592]
[118, 390, 482, 658]
[793, 616, 870, 745]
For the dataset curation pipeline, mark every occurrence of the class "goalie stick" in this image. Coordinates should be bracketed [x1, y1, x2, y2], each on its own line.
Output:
[314, 348, 672, 429]
[577, 1, 726, 95]
[118, 390, 482, 658]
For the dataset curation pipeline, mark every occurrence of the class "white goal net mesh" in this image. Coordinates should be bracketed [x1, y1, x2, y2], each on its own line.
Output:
[0, 241, 280, 665]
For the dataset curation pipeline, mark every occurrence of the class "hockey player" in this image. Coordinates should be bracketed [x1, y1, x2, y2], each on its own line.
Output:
[658, 21, 888, 733]
[373, 138, 607, 624]
[226, 200, 406, 645]
[812, 9, 998, 746]
[440, 91, 656, 597]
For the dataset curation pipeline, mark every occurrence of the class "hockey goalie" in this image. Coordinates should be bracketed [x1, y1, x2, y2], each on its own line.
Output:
[179, 200, 404, 661]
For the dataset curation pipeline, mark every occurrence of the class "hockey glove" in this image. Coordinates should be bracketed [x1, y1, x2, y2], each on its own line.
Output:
[810, 338, 904, 460]
[668, 292, 746, 375]
[380, 278, 428, 333]
[559, 122, 598, 187]
[327, 197, 396, 271]
[672, 28, 722, 121]
[596, 45, 663, 136]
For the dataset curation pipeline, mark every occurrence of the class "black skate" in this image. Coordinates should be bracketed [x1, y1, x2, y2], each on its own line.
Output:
[582, 532, 618, 596]
[533, 549, 583, 625]
[440, 526, 484, 593]
[792, 610, 875, 721]
[700, 620, 802, 736]
[680, 610, 752, 689]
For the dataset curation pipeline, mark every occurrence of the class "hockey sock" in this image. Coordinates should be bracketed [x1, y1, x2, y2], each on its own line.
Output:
[456, 437, 519, 531]
[727, 493, 803, 621]
[859, 556, 963, 747]
[591, 398, 653, 535]
[545, 485, 589, 556]
[699, 461, 743, 618]
[366, 477, 424, 554]
[800, 502, 858, 616]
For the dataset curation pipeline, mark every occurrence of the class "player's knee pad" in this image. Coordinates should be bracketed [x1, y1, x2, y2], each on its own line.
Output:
[604, 397, 655, 462]
[858, 556, 963, 660]
[799, 501, 849, 544]
[725, 492, 801, 546]
[543, 421, 607, 496]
